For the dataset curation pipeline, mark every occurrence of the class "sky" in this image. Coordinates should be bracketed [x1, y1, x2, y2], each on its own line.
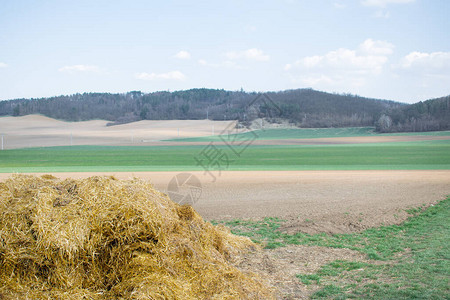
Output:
[0, 0, 449, 103]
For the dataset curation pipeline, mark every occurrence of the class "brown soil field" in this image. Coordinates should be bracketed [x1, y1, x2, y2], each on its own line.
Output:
[0, 115, 236, 149]
[1, 170, 449, 298]
[2, 115, 449, 149]
[1, 170, 448, 234]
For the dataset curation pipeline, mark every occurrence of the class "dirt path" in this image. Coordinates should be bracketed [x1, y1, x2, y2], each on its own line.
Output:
[1, 170, 448, 234]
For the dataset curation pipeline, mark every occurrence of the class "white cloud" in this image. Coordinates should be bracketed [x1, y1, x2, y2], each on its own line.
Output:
[0, 62, 7, 68]
[58, 64, 100, 73]
[301, 55, 324, 68]
[225, 48, 270, 61]
[135, 71, 186, 81]
[361, 0, 414, 7]
[400, 51, 450, 69]
[359, 38, 394, 55]
[395, 52, 450, 101]
[287, 39, 393, 75]
[285, 39, 394, 90]
[174, 50, 191, 60]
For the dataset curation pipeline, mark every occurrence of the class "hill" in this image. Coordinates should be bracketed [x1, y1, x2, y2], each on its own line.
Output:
[0, 115, 234, 149]
[0, 88, 401, 127]
[1, 88, 448, 132]
[376, 95, 450, 132]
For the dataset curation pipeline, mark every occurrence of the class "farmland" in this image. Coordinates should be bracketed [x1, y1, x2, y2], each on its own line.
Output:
[168, 127, 450, 142]
[1, 118, 449, 299]
[0, 140, 449, 173]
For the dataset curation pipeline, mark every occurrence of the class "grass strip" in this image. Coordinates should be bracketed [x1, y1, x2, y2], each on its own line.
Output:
[1, 141, 449, 172]
[216, 197, 450, 299]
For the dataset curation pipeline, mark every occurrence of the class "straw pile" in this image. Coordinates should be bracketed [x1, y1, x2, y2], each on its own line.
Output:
[0, 175, 273, 299]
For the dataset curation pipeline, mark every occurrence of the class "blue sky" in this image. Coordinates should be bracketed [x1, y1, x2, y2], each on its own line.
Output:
[0, 0, 449, 103]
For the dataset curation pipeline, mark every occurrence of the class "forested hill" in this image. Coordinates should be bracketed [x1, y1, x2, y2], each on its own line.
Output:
[376, 95, 450, 132]
[0, 88, 400, 127]
[1, 88, 448, 132]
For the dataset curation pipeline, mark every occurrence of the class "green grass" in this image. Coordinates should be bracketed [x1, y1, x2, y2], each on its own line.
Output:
[296, 261, 370, 285]
[1, 140, 449, 172]
[167, 127, 450, 143]
[167, 127, 379, 142]
[216, 197, 450, 299]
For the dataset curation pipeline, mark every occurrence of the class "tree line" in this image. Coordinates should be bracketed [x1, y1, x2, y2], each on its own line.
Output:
[0, 88, 448, 132]
[375, 95, 450, 132]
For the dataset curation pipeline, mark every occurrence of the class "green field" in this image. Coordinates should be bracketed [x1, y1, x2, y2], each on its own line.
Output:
[0, 139, 449, 172]
[167, 127, 450, 142]
[216, 197, 450, 299]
